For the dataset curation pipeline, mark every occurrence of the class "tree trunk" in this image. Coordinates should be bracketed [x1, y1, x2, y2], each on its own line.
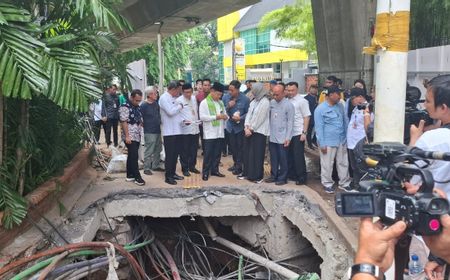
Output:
[16, 100, 29, 196]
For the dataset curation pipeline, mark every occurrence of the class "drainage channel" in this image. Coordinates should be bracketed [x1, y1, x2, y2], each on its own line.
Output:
[51, 186, 354, 279]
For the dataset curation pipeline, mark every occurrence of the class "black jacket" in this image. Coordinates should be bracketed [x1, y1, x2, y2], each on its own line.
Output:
[102, 93, 120, 120]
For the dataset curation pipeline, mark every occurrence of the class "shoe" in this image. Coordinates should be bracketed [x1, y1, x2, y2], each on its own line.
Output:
[165, 178, 177, 185]
[222, 152, 228, 157]
[227, 166, 235, 172]
[253, 179, 264, 184]
[134, 178, 145, 186]
[152, 167, 165, 172]
[183, 171, 191, 177]
[324, 186, 334, 194]
[144, 170, 153, 176]
[126, 177, 135, 182]
[275, 181, 287, 186]
[173, 174, 184, 180]
[338, 185, 356, 192]
[232, 169, 242, 175]
[264, 177, 276, 183]
[296, 179, 306, 185]
[211, 172, 225, 177]
[202, 174, 209, 181]
[189, 168, 200, 174]
[237, 175, 247, 180]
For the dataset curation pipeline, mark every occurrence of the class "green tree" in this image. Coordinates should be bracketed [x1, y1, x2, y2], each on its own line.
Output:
[258, 0, 316, 57]
[410, 0, 450, 49]
[0, 0, 131, 228]
[188, 21, 219, 80]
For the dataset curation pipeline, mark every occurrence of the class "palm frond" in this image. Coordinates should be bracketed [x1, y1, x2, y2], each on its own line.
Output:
[0, 2, 32, 23]
[74, 0, 133, 32]
[0, 25, 48, 98]
[44, 47, 102, 111]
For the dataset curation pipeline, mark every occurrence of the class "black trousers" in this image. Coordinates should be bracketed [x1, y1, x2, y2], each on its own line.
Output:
[306, 119, 317, 146]
[348, 149, 363, 188]
[269, 142, 289, 182]
[125, 141, 141, 180]
[202, 138, 222, 175]
[164, 135, 182, 179]
[93, 120, 105, 142]
[242, 133, 266, 181]
[104, 118, 119, 146]
[222, 130, 231, 155]
[229, 130, 244, 172]
[180, 134, 198, 172]
[288, 135, 307, 181]
[199, 126, 205, 151]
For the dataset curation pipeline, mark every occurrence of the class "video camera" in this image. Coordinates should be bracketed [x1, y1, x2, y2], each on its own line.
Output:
[404, 86, 433, 143]
[336, 142, 450, 235]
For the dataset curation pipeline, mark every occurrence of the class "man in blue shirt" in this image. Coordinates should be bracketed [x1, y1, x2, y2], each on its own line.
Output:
[314, 85, 351, 193]
[222, 80, 250, 175]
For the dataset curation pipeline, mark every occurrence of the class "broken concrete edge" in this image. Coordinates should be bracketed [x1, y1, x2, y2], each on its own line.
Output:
[297, 187, 358, 254]
[0, 148, 91, 248]
[0, 168, 97, 269]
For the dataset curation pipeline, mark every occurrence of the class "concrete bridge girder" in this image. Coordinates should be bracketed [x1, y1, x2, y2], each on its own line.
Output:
[311, 0, 377, 86]
[119, 0, 259, 52]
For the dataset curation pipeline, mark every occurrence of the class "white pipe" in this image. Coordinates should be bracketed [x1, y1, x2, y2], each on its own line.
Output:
[202, 218, 300, 280]
[157, 32, 164, 92]
[373, 0, 411, 143]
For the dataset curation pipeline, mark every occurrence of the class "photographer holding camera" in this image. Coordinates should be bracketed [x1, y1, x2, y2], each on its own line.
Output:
[350, 75, 450, 280]
[347, 88, 374, 190]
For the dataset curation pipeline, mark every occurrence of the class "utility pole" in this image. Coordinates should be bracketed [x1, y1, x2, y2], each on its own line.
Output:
[156, 22, 164, 92]
[364, 0, 411, 142]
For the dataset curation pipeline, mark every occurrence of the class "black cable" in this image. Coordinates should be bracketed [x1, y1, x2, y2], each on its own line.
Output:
[28, 201, 69, 244]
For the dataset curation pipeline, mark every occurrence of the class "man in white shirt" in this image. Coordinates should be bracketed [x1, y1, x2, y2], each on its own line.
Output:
[199, 82, 228, 181]
[177, 83, 201, 177]
[159, 81, 185, 185]
[286, 82, 311, 185]
[89, 98, 105, 143]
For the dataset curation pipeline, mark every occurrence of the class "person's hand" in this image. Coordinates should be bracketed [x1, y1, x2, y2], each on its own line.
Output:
[355, 218, 407, 273]
[425, 261, 445, 280]
[423, 214, 450, 264]
[232, 115, 240, 122]
[228, 100, 236, 108]
[283, 140, 290, 147]
[409, 119, 425, 145]
[300, 134, 306, 142]
[244, 128, 252, 137]
[320, 146, 327, 154]
[125, 136, 131, 144]
[102, 117, 107, 122]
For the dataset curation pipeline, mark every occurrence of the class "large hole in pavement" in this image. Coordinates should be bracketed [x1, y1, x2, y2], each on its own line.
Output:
[114, 216, 323, 279]
[62, 186, 352, 279]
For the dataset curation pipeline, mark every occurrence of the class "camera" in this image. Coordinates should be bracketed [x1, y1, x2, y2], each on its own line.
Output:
[356, 102, 369, 110]
[335, 142, 450, 235]
[404, 85, 434, 143]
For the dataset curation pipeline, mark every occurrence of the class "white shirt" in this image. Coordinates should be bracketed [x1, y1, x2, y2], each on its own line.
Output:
[159, 92, 183, 136]
[90, 100, 103, 121]
[245, 98, 270, 136]
[347, 108, 374, 149]
[289, 94, 311, 136]
[177, 95, 200, 135]
[415, 128, 450, 198]
[199, 99, 225, 140]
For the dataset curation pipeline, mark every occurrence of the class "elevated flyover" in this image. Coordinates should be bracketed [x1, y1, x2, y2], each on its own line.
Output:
[118, 0, 259, 51]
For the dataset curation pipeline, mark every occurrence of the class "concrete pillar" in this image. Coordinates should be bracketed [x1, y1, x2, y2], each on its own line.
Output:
[371, 0, 411, 142]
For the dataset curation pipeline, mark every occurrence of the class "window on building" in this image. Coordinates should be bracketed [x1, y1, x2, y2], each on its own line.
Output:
[240, 28, 270, 55]
[256, 28, 270, 53]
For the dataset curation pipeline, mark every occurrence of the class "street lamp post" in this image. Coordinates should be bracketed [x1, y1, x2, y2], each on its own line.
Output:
[156, 22, 164, 92]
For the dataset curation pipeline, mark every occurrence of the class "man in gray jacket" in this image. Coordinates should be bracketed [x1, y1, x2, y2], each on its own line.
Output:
[102, 84, 120, 147]
[265, 84, 294, 185]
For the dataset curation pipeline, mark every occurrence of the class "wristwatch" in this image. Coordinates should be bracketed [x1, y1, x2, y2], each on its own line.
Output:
[302, 131, 307, 135]
[347, 263, 385, 279]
